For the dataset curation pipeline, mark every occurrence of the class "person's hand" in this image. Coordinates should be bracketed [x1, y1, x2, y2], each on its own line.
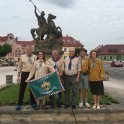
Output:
[17, 76, 21, 83]
[58, 72, 63, 77]
[76, 76, 80, 83]
[25, 79, 30, 83]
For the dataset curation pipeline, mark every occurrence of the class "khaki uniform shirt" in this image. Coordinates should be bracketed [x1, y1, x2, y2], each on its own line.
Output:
[17, 54, 37, 73]
[27, 60, 54, 80]
[64, 56, 81, 76]
[48, 57, 64, 73]
[78, 56, 87, 70]
[82, 57, 105, 81]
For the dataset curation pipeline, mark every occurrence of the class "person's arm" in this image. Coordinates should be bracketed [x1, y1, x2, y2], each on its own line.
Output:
[76, 58, 81, 82]
[82, 57, 90, 73]
[100, 61, 105, 80]
[17, 56, 22, 82]
[47, 61, 55, 73]
[34, 5, 39, 18]
[58, 59, 64, 76]
[25, 63, 36, 83]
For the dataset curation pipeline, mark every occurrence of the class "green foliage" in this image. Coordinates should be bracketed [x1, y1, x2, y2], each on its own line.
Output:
[0, 44, 12, 57]
[0, 84, 118, 106]
[75, 47, 81, 56]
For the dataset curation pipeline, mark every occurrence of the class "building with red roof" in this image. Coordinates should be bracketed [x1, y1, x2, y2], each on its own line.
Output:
[95, 44, 124, 61]
[62, 35, 84, 57]
[0, 33, 34, 61]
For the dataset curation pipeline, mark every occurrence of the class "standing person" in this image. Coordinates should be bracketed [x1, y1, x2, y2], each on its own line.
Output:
[83, 50, 105, 109]
[78, 48, 90, 108]
[25, 51, 55, 108]
[48, 49, 64, 109]
[16, 47, 37, 111]
[64, 47, 81, 109]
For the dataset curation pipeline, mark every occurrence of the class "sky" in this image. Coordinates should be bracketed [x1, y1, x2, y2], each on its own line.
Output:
[0, 0, 124, 52]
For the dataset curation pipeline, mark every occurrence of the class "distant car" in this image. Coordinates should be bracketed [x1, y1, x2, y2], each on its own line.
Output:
[2, 62, 9, 66]
[111, 61, 123, 67]
[121, 60, 124, 64]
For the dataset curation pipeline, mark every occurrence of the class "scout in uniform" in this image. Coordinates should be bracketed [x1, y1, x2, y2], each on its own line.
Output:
[16, 47, 37, 111]
[82, 50, 105, 109]
[26, 51, 54, 108]
[64, 47, 81, 109]
[78, 48, 90, 108]
[48, 49, 64, 108]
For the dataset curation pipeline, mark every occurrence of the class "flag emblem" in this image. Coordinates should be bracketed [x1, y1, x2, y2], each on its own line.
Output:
[41, 81, 50, 91]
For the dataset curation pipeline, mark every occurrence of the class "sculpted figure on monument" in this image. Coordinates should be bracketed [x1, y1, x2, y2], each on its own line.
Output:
[31, 6, 48, 41]
[30, 4, 63, 54]
[47, 13, 62, 40]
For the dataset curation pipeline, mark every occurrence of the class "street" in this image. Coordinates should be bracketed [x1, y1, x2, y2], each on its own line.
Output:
[104, 63, 124, 90]
[104, 63, 124, 105]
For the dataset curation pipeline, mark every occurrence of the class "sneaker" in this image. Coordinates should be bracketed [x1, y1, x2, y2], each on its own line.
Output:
[85, 102, 90, 108]
[71, 105, 76, 109]
[16, 105, 21, 111]
[79, 102, 83, 108]
[64, 104, 70, 109]
[92, 104, 97, 109]
[32, 104, 40, 110]
[96, 105, 100, 110]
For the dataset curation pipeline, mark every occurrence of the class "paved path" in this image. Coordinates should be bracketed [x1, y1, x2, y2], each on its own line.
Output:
[104, 78, 124, 106]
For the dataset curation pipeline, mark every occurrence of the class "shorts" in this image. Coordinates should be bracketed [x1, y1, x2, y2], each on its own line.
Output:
[89, 81, 104, 95]
[78, 74, 89, 89]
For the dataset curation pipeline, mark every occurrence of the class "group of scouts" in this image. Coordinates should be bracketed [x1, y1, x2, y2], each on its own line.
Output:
[16, 47, 105, 111]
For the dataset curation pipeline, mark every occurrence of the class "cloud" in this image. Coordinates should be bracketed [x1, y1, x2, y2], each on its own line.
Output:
[39, 0, 75, 8]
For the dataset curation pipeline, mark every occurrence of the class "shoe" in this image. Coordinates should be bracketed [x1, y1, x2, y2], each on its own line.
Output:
[16, 105, 21, 111]
[85, 102, 90, 108]
[64, 104, 70, 109]
[32, 104, 40, 110]
[71, 105, 76, 109]
[96, 105, 100, 109]
[92, 104, 97, 109]
[50, 104, 55, 109]
[79, 102, 83, 108]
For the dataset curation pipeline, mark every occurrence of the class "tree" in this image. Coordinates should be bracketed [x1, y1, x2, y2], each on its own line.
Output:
[0, 44, 12, 57]
[75, 47, 82, 57]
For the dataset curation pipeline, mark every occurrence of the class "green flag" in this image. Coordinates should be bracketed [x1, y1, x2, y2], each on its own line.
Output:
[29, 72, 64, 99]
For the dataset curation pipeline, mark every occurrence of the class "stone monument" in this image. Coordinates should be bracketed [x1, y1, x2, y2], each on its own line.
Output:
[30, 5, 63, 55]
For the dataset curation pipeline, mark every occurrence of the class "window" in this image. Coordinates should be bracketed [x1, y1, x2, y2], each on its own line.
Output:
[110, 56, 112, 60]
[104, 56, 106, 60]
[64, 48, 66, 52]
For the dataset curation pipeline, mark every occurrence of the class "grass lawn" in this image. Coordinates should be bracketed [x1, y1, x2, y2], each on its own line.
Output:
[0, 84, 119, 106]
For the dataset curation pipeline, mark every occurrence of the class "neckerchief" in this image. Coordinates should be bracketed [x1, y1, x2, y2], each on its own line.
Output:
[91, 58, 96, 68]
[68, 56, 75, 70]
[52, 56, 60, 70]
